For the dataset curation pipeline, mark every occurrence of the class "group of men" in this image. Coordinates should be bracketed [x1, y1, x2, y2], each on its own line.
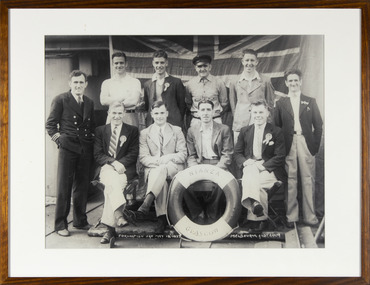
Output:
[46, 48, 323, 243]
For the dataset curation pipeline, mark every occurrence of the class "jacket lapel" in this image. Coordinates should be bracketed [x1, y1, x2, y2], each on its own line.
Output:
[149, 80, 156, 103]
[163, 123, 174, 148]
[116, 124, 129, 157]
[247, 125, 255, 156]
[283, 97, 294, 118]
[262, 123, 273, 154]
[82, 96, 91, 120]
[212, 122, 221, 154]
[248, 78, 262, 94]
[147, 125, 160, 149]
[104, 124, 112, 154]
[299, 94, 309, 117]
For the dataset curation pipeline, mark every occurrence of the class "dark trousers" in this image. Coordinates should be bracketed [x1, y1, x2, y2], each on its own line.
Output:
[55, 147, 92, 231]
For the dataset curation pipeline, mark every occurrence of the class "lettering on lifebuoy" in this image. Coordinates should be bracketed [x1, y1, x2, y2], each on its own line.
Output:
[167, 165, 241, 242]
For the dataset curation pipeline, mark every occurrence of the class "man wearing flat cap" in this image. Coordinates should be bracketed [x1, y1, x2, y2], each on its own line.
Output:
[185, 54, 228, 129]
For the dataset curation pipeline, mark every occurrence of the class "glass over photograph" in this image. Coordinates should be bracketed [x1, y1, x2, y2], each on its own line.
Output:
[44, 35, 324, 249]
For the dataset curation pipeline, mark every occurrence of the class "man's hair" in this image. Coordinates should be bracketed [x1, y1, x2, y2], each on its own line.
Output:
[108, 101, 125, 113]
[198, 99, 214, 110]
[112, 51, 127, 61]
[69, 70, 88, 81]
[153, 50, 168, 59]
[242, 48, 258, 58]
[284, 69, 302, 80]
[151, 100, 168, 111]
[251, 99, 269, 110]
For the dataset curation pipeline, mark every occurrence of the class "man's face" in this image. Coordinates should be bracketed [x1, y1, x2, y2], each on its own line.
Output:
[195, 62, 211, 79]
[151, 105, 168, 127]
[251, 104, 269, 126]
[113, 56, 127, 75]
[69, 75, 87, 97]
[198, 103, 214, 124]
[109, 105, 125, 126]
[152, 57, 168, 76]
[285, 74, 302, 93]
[241, 53, 258, 73]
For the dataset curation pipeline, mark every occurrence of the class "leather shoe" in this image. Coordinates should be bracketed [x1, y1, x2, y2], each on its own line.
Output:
[251, 201, 264, 217]
[286, 221, 295, 228]
[100, 231, 115, 244]
[249, 220, 267, 233]
[73, 224, 92, 230]
[116, 217, 128, 227]
[56, 229, 70, 237]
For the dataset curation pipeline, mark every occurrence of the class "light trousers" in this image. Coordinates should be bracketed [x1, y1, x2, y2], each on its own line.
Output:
[285, 134, 318, 224]
[99, 164, 127, 227]
[241, 164, 278, 221]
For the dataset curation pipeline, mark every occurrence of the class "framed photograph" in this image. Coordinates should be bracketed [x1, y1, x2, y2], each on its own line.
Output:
[1, 1, 368, 284]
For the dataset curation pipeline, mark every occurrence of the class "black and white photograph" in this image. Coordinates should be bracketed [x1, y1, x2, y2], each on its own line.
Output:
[44, 34, 325, 249]
[8, 9, 361, 278]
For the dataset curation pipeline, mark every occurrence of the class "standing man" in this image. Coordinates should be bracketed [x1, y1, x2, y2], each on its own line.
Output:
[144, 50, 186, 129]
[274, 69, 323, 227]
[46, 70, 95, 237]
[94, 101, 139, 244]
[229, 49, 275, 143]
[100, 51, 142, 127]
[185, 54, 228, 129]
[128, 101, 187, 231]
[234, 100, 286, 232]
[184, 99, 233, 223]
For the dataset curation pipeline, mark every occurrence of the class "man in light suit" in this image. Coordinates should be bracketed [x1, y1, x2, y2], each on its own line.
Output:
[229, 49, 275, 144]
[234, 100, 286, 232]
[46, 70, 95, 237]
[94, 101, 139, 244]
[274, 69, 323, 227]
[184, 99, 234, 223]
[144, 50, 186, 129]
[128, 101, 187, 230]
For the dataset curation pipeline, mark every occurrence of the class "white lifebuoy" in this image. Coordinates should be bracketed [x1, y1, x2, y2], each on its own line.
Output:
[167, 165, 241, 242]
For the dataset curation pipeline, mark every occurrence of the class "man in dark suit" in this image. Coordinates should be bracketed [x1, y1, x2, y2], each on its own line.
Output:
[234, 100, 286, 232]
[46, 70, 95, 237]
[143, 50, 186, 129]
[94, 101, 139, 244]
[184, 99, 234, 223]
[274, 69, 323, 227]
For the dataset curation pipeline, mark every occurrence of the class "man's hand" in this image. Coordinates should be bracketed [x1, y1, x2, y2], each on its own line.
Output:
[243, 158, 256, 167]
[111, 161, 126, 174]
[158, 154, 174, 165]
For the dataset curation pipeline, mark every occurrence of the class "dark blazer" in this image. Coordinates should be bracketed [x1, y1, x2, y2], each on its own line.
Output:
[46, 91, 95, 154]
[94, 123, 139, 181]
[187, 121, 233, 170]
[234, 123, 286, 182]
[274, 94, 323, 156]
[144, 75, 186, 128]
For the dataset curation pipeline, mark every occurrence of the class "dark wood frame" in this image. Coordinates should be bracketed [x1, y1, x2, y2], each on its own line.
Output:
[1, 1, 369, 284]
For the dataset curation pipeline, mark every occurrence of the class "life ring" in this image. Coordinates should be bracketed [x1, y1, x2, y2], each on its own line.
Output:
[167, 164, 241, 242]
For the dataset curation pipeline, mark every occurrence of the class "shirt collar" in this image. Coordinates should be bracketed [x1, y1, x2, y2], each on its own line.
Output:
[255, 122, 267, 131]
[111, 123, 123, 133]
[71, 92, 83, 103]
[288, 91, 301, 99]
[239, 71, 260, 83]
[152, 72, 169, 82]
[200, 122, 213, 133]
[198, 74, 212, 83]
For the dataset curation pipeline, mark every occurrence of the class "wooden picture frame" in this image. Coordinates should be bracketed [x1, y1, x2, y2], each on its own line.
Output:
[1, 1, 368, 284]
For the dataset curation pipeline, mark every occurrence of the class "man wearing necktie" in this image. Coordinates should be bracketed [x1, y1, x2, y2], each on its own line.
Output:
[46, 70, 95, 237]
[185, 99, 234, 224]
[128, 101, 187, 231]
[234, 100, 286, 232]
[94, 101, 139, 244]
[274, 69, 323, 227]
[185, 54, 228, 129]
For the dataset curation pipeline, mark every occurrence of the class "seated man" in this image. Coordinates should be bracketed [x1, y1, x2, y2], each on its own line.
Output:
[184, 99, 233, 223]
[94, 101, 139, 244]
[130, 101, 187, 230]
[234, 100, 286, 232]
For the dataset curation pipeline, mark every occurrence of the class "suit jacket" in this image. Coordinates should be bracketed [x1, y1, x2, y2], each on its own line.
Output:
[144, 75, 186, 128]
[94, 123, 139, 181]
[139, 123, 187, 181]
[274, 94, 323, 156]
[46, 91, 95, 154]
[187, 121, 233, 170]
[234, 123, 286, 182]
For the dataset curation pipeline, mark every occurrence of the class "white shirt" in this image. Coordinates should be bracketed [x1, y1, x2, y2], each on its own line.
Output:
[289, 92, 302, 132]
[239, 71, 261, 89]
[200, 124, 218, 159]
[253, 123, 266, 160]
